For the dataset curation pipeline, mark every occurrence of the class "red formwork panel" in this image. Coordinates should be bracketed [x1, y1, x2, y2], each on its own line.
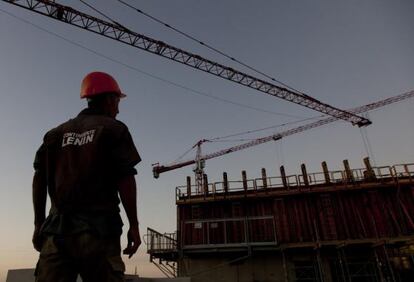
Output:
[273, 199, 290, 243]
[245, 199, 275, 243]
[332, 194, 349, 240]
[368, 191, 386, 236]
[349, 192, 381, 238]
[182, 221, 204, 245]
[208, 221, 225, 244]
[315, 194, 337, 241]
[178, 184, 414, 248]
[410, 186, 414, 211]
[341, 193, 372, 239]
[384, 190, 403, 233]
[297, 198, 313, 241]
[232, 201, 244, 217]
[387, 200, 403, 235]
[292, 200, 304, 242]
[230, 202, 245, 244]
[400, 186, 414, 232]
[227, 220, 245, 244]
[340, 195, 357, 238]
[248, 217, 275, 242]
[297, 198, 311, 242]
[180, 205, 203, 246]
[333, 193, 353, 240]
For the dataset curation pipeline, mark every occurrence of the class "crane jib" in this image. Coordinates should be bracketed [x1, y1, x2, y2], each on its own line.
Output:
[153, 90, 414, 177]
[2, 0, 370, 126]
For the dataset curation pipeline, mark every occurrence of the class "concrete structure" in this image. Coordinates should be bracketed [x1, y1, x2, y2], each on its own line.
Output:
[6, 269, 190, 282]
[148, 160, 414, 281]
[6, 269, 38, 282]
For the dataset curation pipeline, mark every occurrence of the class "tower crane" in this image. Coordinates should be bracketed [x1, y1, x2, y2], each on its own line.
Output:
[153, 90, 414, 181]
[2, 0, 370, 126]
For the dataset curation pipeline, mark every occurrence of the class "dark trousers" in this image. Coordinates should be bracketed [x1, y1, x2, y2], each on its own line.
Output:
[35, 232, 125, 282]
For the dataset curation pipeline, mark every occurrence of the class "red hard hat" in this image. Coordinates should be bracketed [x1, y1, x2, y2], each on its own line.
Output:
[80, 71, 126, 99]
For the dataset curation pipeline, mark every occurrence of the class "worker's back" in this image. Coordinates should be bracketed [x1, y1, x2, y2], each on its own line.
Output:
[36, 107, 139, 215]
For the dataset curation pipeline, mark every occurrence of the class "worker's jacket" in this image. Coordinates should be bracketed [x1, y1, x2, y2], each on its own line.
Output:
[34, 108, 141, 236]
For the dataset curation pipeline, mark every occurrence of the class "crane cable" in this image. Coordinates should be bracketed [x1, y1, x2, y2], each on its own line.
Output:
[207, 115, 324, 141]
[166, 94, 413, 172]
[170, 115, 324, 164]
[76, 0, 312, 119]
[173, 96, 409, 166]
[0, 7, 308, 119]
[359, 112, 377, 166]
[78, 0, 129, 31]
[275, 134, 285, 168]
[115, 0, 306, 95]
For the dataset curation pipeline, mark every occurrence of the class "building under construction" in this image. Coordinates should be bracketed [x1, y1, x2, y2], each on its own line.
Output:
[147, 158, 414, 282]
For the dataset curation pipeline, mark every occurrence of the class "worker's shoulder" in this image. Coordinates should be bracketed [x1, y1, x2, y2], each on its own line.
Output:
[101, 115, 128, 128]
[39, 121, 68, 146]
[44, 120, 68, 136]
[86, 115, 130, 132]
[43, 115, 130, 141]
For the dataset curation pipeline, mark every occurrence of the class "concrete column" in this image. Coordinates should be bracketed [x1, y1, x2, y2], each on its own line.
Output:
[280, 165, 288, 189]
[301, 163, 309, 187]
[242, 170, 248, 192]
[343, 159, 354, 182]
[322, 161, 331, 184]
[186, 176, 191, 197]
[363, 157, 376, 180]
[223, 172, 229, 193]
[203, 174, 209, 195]
[261, 168, 268, 188]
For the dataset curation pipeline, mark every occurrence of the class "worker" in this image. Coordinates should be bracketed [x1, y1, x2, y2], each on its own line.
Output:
[32, 71, 141, 282]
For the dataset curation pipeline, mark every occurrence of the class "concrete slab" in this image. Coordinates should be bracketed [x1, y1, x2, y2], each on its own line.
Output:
[6, 269, 35, 282]
[6, 269, 81, 282]
[6, 269, 190, 282]
[126, 278, 190, 282]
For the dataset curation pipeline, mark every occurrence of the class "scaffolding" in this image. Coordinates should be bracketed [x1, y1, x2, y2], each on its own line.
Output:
[147, 161, 414, 280]
[176, 162, 414, 201]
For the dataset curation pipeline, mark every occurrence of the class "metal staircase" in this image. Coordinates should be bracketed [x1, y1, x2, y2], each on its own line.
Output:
[146, 228, 178, 278]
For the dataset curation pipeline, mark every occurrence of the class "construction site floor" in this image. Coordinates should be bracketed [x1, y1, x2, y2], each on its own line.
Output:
[6, 269, 190, 282]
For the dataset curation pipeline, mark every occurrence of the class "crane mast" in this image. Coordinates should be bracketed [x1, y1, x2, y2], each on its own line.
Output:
[2, 0, 370, 126]
[193, 140, 207, 192]
[153, 90, 414, 178]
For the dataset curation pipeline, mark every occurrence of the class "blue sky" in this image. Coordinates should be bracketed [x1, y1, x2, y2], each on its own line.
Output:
[0, 0, 414, 280]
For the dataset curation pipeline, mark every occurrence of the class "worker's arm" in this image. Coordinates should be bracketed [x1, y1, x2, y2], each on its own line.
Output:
[32, 170, 47, 252]
[118, 174, 141, 258]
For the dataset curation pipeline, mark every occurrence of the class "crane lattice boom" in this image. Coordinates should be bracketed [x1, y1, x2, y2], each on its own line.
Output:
[2, 0, 370, 126]
[153, 90, 414, 177]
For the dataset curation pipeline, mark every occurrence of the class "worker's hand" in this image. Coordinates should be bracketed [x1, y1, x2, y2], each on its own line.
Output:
[123, 226, 141, 258]
[32, 225, 44, 252]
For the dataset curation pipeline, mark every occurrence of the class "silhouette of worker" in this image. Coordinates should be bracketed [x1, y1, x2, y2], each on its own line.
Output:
[32, 71, 141, 282]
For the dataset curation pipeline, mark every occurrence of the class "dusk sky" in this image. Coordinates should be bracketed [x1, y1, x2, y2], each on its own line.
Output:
[0, 0, 414, 280]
